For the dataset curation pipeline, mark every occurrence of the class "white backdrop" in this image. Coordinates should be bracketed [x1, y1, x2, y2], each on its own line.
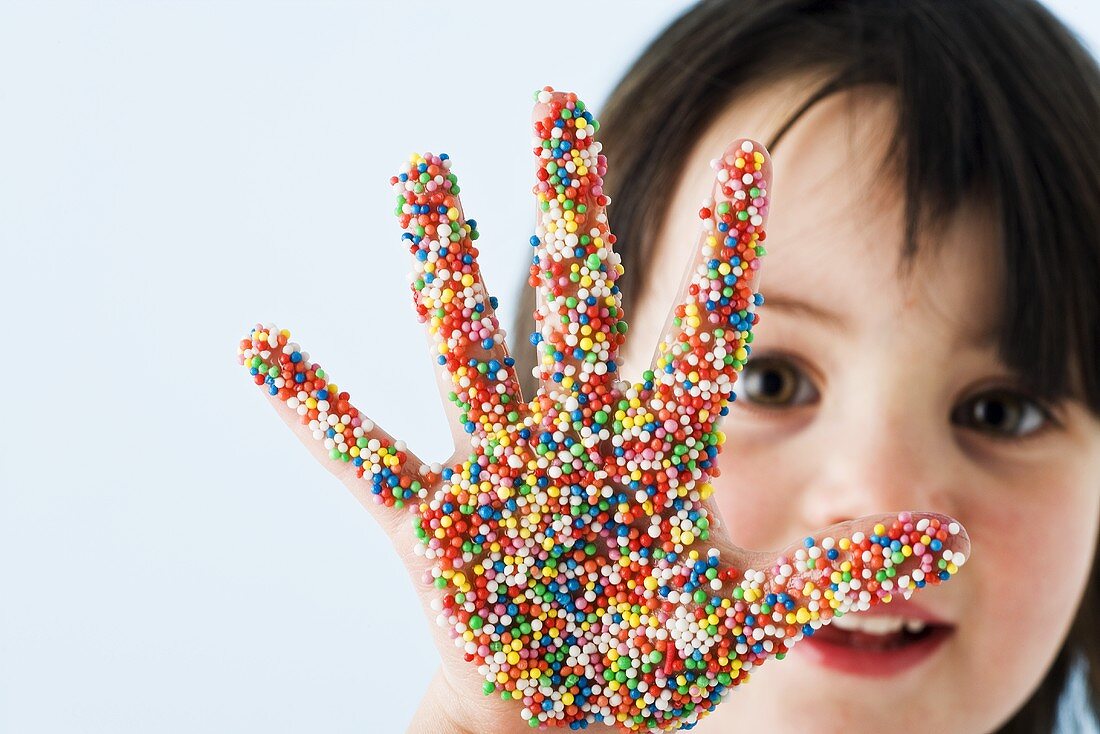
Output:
[2, 3, 1097, 732]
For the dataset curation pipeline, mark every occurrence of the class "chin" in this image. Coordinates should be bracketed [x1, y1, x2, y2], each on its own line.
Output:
[701, 654, 964, 734]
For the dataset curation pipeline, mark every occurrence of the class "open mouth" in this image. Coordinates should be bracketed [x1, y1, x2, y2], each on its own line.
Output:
[800, 610, 955, 675]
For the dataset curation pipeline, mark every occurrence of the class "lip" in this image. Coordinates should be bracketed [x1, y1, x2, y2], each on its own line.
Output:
[799, 599, 955, 677]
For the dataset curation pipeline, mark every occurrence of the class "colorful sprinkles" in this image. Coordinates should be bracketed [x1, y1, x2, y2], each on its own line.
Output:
[238, 87, 968, 731]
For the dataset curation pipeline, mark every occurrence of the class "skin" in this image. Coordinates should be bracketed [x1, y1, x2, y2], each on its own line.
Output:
[622, 81, 1100, 733]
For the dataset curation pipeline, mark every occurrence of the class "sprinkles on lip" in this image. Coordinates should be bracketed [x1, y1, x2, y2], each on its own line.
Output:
[238, 86, 969, 731]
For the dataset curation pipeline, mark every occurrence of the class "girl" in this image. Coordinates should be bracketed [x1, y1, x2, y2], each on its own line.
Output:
[239, 0, 1099, 731]
[516, 2, 1100, 731]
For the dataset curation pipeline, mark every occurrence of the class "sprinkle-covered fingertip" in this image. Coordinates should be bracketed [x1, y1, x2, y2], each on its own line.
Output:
[238, 323, 433, 508]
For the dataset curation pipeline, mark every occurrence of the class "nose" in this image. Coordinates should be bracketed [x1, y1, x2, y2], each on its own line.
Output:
[798, 392, 958, 530]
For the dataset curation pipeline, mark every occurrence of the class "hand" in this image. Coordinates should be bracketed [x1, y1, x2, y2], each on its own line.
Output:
[238, 87, 969, 732]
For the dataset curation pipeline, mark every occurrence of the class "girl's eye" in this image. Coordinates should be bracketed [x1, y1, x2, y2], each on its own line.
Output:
[740, 356, 819, 408]
[951, 389, 1051, 438]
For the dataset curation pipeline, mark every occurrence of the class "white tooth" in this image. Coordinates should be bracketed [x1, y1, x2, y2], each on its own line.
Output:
[905, 619, 927, 634]
[830, 614, 861, 631]
[862, 616, 906, 635]
[829, 614, 907, 635]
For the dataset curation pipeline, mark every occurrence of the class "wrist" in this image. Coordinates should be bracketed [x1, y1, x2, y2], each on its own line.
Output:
[408, 668, 503, 734]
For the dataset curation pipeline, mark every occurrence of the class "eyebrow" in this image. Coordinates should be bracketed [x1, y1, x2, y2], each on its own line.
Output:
[764, 290, 1001, 351]
[760, 291, 850, 332]
[957, 318, 1000, 350]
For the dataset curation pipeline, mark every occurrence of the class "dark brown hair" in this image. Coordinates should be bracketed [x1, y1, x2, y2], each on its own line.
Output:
[513, 0, 1100, 730]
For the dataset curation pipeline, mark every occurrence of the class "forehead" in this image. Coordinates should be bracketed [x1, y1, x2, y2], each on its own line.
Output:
[649, 82, 1003, 350]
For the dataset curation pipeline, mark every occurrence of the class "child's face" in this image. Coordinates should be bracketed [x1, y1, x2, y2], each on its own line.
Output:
[622, 82, 1100, 732]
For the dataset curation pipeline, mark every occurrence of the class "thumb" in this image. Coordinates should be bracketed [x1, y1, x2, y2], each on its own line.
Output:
[735, 511, 969, 609]
[664, 511, 968, 682]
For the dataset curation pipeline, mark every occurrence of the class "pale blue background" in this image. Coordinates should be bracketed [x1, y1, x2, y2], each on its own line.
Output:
[1, 2, 1097, 732]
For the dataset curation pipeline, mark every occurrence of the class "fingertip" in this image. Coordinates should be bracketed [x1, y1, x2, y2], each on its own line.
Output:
[531, 86, 579, 125]
[721, 137, 772, 176]
[711, 138, 772, 220]
[910, 510, 971, 562]
[239, 321, 292, 384]
[864, 510, 971, 588]
[531, 86, 599, 152]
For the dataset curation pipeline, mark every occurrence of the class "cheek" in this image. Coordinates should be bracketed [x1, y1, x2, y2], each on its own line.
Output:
[956, 474, 1100, 703]
[709, 432, 808, 550]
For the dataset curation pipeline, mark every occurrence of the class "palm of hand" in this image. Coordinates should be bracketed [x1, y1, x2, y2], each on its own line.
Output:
[239, 88, 968, 732]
